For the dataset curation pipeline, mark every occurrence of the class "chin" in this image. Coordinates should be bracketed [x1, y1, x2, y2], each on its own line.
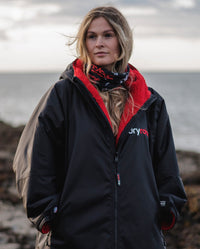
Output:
[93, 61, 114, 70]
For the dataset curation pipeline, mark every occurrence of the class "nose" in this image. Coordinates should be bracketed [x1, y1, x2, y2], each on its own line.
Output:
[96, 36, 104, 47]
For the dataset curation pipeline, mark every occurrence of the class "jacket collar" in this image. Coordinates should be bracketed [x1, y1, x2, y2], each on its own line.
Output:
[117, 63, 151, 143]
[70, 59, 151, 143]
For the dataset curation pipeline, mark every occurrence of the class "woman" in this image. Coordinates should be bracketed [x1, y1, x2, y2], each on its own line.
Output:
[13, 6, 186, 249]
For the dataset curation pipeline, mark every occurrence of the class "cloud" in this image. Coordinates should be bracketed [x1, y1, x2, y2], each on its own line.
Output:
[1, 0, 199, 71]
[0, 30, 9, 41]
[120, 6, 158, 16]
[171, 0, 196, 9]
[0, 0, 200, 42]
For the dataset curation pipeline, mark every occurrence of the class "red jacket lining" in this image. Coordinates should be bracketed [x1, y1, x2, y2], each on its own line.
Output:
[73, 59, 151, 144]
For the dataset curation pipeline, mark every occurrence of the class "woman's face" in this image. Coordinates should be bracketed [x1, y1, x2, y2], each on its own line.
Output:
[86, 17, 120, 71]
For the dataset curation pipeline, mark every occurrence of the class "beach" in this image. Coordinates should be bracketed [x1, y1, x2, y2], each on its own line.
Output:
[0, 120, 200, 249]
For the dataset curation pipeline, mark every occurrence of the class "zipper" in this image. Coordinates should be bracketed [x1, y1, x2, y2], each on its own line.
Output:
[114, 151, 120, 249]
[115, 152, 121, 186]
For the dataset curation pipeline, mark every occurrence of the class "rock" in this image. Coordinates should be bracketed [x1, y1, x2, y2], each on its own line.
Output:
[0, 150, 20, 204]
[0, 202, 36, 249]
[0, 121, 24, 154]
[176, 150, 200, 175]
[0, 120, 200, 249]
[0, 243, 20, 249]
[184, 185, 200, 218]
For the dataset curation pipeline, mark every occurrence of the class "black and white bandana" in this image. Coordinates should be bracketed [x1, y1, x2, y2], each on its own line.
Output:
[88, 64, 130, 91]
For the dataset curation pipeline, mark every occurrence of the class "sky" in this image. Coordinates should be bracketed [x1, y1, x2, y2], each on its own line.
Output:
[0, 0, 199, 72]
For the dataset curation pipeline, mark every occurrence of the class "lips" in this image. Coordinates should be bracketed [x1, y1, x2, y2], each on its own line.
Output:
[95, 52, 108, 56]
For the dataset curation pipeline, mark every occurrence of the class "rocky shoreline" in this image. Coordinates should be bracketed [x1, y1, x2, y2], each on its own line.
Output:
[0, 120, 200, 249]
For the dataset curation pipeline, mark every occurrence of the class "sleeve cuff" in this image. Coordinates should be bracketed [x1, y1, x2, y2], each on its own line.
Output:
[41, 222, 51, 234]
[161, 211, 176, 231]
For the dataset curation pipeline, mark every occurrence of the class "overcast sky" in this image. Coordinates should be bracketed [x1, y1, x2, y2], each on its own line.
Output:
[0, 0, 199, 72]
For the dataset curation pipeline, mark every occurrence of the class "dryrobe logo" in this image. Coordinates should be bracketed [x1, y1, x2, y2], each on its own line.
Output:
[128, 127, 149, 137]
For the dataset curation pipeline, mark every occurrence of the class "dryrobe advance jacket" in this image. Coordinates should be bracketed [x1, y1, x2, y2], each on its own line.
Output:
[13, 59, 187, 249]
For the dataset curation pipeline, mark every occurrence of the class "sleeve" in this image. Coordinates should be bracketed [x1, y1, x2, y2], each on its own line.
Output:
[13, 82, 66, 234]
[153, 99, 187, 231]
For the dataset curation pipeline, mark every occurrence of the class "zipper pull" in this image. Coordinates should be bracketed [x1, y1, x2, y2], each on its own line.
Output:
[117, 173, 121, 186]
[114, 152, 121, 186]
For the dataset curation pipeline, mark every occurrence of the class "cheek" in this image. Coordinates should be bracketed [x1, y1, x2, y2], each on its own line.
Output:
[112, 39, 120, 56]
[86, 40, 93, 53]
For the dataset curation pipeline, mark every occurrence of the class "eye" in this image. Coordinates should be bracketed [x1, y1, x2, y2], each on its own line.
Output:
[87, 34, 96, 39]
[104, 32, 115, 38]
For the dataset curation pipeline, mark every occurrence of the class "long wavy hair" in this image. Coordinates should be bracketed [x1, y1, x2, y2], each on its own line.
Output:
[71, 6, 134, 135]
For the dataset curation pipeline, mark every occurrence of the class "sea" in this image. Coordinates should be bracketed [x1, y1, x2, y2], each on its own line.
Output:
[0, 71, 199, 153]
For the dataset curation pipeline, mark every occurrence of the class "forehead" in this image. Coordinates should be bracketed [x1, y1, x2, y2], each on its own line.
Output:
[87, 17, 114, 32]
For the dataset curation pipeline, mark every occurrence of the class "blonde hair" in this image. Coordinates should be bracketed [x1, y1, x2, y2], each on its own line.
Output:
[71, 6, 134, 136]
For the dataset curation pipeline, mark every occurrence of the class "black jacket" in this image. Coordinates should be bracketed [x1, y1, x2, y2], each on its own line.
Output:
[13, 59, 186, 249]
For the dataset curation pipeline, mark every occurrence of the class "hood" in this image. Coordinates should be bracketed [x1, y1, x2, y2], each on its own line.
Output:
[60, 59, 151, 143]
[60, 62, 74, 81]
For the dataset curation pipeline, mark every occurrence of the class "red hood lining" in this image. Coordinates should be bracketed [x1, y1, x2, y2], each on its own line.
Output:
[73, 59, 151, 144]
